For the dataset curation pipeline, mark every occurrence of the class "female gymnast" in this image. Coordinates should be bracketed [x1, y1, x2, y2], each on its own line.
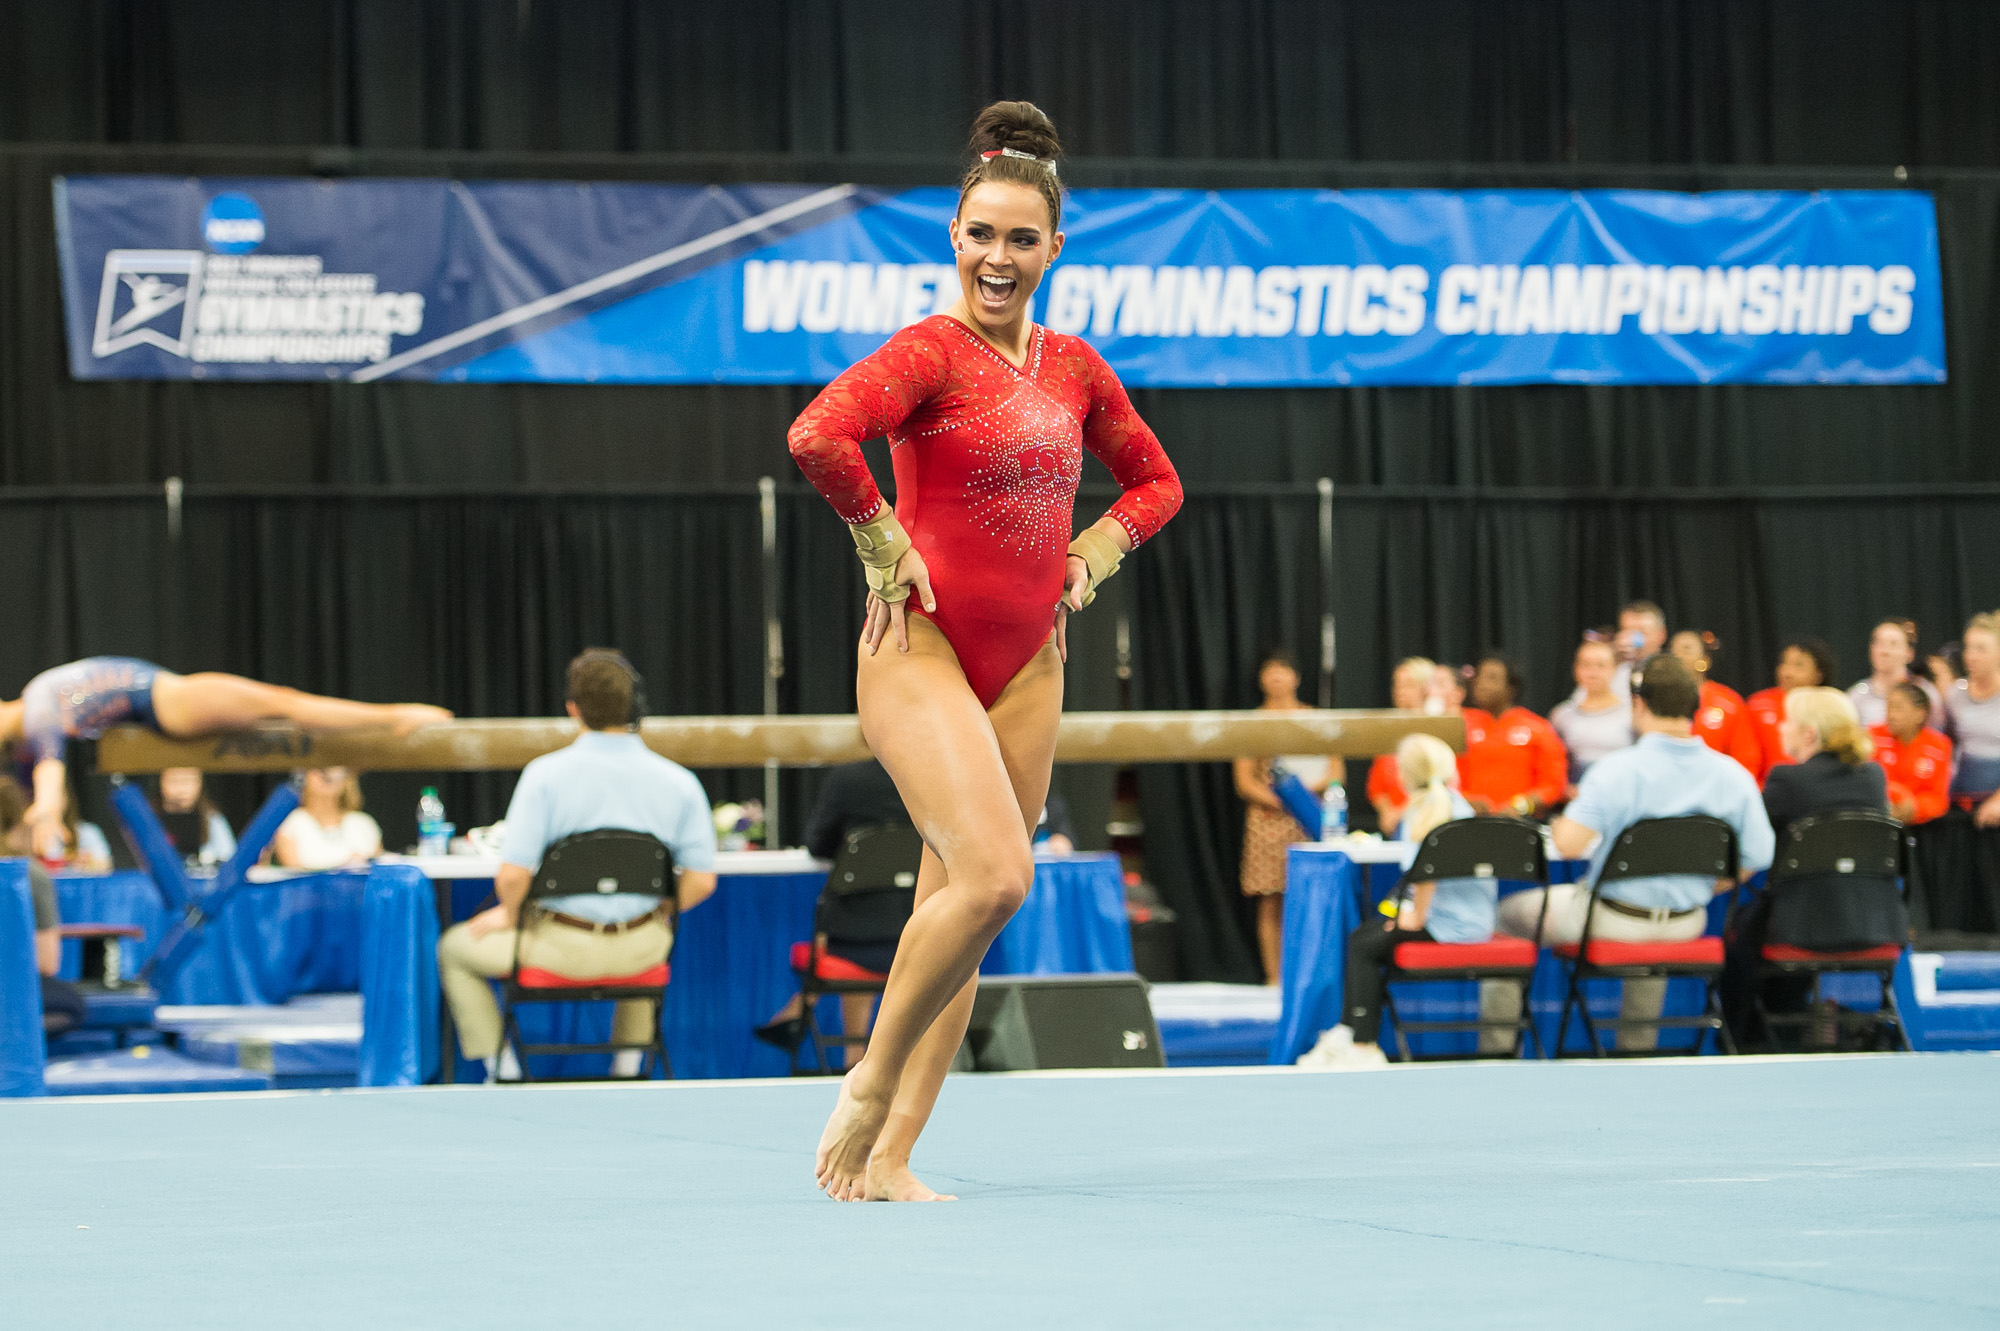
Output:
[787, 101, 1182, 1201]
[0, 656, 450, 859]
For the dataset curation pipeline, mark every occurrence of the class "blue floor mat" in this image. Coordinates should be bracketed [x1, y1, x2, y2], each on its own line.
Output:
[1150, 982, 1280, 1066]
[5, 1055, 1996, 1328]
[39, 1047, 272, 1096]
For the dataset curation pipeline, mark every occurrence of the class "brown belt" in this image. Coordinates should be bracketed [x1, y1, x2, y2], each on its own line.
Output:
[1597, 897, 1703, 922]
[533, 905, 666, 935]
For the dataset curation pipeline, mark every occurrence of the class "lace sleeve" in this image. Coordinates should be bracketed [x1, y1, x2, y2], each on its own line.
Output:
[786, 324, 952, 524]
[1078, 343, 1183, 547]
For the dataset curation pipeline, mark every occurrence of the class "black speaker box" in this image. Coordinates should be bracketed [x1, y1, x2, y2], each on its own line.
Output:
[954, 973, 1164, 1072]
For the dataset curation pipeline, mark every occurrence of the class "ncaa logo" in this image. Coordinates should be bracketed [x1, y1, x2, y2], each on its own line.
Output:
[202, 192, 265, 253]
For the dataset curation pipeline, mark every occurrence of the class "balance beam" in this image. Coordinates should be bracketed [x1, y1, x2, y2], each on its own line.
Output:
[94, 710, 1464, 775]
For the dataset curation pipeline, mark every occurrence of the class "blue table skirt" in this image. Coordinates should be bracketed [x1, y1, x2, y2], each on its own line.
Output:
[1269, 846, 1898, 1063]
[1, 863, 43, 1097]
[37, 854, 1129, 1087]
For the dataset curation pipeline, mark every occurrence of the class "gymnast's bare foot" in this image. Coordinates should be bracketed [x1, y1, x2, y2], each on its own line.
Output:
[816, 1063, 892, 1201]
[389, 704, 454, 737]
[865, 1154, 957, 1202]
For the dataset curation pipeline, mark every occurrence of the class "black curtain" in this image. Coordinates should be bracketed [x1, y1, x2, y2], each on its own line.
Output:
[8, 1, 2000, 167]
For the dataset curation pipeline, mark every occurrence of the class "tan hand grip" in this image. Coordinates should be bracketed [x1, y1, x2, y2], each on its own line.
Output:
[851, 511, 913, 604]
[1066, 528, 1124, 609]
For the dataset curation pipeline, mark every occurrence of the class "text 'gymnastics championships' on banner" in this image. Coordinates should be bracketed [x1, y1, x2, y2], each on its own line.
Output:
[54, 175, 1945, 387]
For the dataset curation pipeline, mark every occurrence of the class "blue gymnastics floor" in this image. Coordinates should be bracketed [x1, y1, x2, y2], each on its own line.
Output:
[4, 1055, 1997, 1329]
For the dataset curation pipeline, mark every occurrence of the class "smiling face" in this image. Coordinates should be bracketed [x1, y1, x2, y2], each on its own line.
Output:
[1471, 660, 1514, 713]
[1870, 623, 1913, 677]
[1884, 688, 1927, 742]
[1776, 646, 1823, 690]
[1574, 641, 1615, 694]
[949, 182, 1063, 334]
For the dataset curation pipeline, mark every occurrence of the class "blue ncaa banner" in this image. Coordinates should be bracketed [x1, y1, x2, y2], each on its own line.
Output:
[55, 175, 1945, 387]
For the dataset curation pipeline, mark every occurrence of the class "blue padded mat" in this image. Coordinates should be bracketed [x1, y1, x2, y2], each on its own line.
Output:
[1151, 983, 1280, 1067]
[39, 1047, 272, 1096]
[79, 988, 159, 1030]
[4, 1056, 1997, 1328]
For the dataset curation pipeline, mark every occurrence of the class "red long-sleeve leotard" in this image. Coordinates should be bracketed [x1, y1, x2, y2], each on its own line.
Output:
[788, 315, 1182, 707]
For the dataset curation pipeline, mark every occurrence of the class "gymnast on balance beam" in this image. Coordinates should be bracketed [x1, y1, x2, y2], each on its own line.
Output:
[0, 656, 451, 862]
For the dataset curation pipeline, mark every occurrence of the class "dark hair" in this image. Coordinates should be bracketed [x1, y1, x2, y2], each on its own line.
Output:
[1474, 651, 1524, 700]
[1257, 647, 1298, 674]
[567, 649, 638, 731]
[1632, 653, 1700, 720]
[0, 774, 25, 834]
[959, 101, 1064, 230]
[1890, 681, 1932, 715]
[150, 771, 220, 823]
[1780, 636, 1838, 687]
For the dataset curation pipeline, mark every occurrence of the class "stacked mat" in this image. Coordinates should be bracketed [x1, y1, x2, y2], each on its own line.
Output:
[1899, 952, 2000, 1050]
[1148, 983, 1281, 1067]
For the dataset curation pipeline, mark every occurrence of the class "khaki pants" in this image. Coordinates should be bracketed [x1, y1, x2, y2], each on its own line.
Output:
[1496, 886, 1708, 1052]
[437, 914, 673, 1061]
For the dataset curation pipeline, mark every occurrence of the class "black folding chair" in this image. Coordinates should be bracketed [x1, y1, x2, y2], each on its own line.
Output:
[791, 823, 923, 1074]
[1555, 815, 1738, 1057]
[500, 829, 677, 1082]
[1380, 817, 1549, 1060]
[1755, 812, 1912, 1052]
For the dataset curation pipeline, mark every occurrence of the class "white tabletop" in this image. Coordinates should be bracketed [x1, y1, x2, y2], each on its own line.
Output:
[1290, 838, 1416, 867]
[370, 848, 832, 879]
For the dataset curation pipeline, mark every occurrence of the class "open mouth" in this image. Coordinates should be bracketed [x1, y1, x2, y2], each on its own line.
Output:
[976, 272, 1018, 310]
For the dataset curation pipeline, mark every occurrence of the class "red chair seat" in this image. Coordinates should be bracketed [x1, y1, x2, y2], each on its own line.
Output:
[515, 963, 670, 990]
[1553, 937, 1724, 967]
[1761, 943, 1902, 964]
[1392, 938, 1538, 970]
[789, 941, 890, 983]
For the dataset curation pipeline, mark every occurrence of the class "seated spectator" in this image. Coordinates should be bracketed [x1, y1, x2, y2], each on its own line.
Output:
[1670, 630, 1758, 775]
[1550, 638, 1632, 793]
[0, 776, 87, 1036]
[1744, 637, 1838, 784]
[1848, 619, 1941, 728]
[1235, 649, 1344, 985]
[1460, 653, 1567, 818]
[272, 767, 383, 869]
[1871, 683, 1953, 825]
[1724, 687, 1895, 1047]
[1944, 612, 2000, 828]
[438, 650, 718, 1082]
[1928, 640, 1963, 698]
[1497, 655, 1773, 1051]
[756, 758, 917, 1059]
[1367, 656, 1435, 834]
[1034, 793, 1076, 853]
[1305, 734, 1487, 1069]
[153, 766, 237, 866]
[1427, 661, 1468, 715]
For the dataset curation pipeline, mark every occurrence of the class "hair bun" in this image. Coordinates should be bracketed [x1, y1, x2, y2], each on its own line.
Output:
[968, 101, 1062, 164]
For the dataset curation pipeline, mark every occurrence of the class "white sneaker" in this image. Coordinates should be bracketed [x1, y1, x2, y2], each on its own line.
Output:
[1328, 1041, 1390, 1070]
[492, 1044, 522, 1083]
[1296, 1024, 1357, 1067]
[610, 1050, 644, 1078]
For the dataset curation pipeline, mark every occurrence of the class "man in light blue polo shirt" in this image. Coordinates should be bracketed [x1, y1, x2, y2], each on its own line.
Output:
[1498, 653, 1773, 1050]
[438, 649, 717, 1080]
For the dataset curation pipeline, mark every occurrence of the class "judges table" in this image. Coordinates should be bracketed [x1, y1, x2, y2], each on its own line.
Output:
[1267, 842, 1861, 1063]
[36, 851, 1131, 1085]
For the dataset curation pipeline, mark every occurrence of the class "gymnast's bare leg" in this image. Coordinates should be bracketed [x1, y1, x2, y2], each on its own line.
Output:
[150, 672, 451, 738]
[814, 617, 1061, 1201]
[862, 640, 1061, 1202]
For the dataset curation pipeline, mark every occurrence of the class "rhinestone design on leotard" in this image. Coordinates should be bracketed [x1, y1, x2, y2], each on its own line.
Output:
[787, 314, 1182, 706]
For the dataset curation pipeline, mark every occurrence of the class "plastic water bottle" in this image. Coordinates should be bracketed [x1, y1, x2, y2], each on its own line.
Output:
[417, 786, 449, 857]
[1319, 783, 1348, 842]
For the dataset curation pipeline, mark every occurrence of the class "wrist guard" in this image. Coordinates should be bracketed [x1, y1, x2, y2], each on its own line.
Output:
[1065, 528, 1124, 609]
[850, 511, 913, 603]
